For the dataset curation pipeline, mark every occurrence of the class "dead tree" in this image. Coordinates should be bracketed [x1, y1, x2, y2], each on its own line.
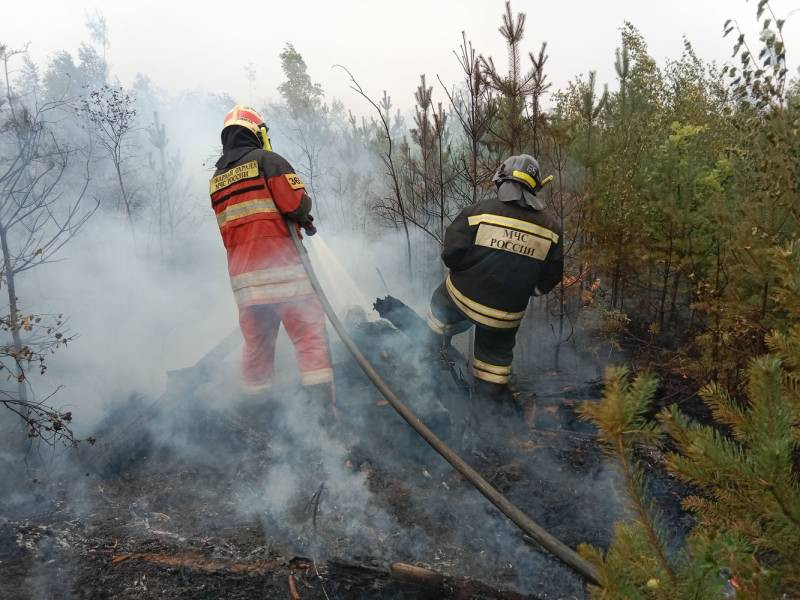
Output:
[146, 111, 192, 260]
[438, 32, 497, 207]
[335, 65, 413, 276]
[80, 84, 136, 221]
[527, 43, 551, 156]
[285, 119, 325, 219]
[579, 70, 608, 301]
[432, 102, 448, 246]
[546, 120, 575, 369]
[85, 9, 110, 64]
[146, 110, 170, 253]
[411, 74, 434, 219]
[0, 46, 97, 442]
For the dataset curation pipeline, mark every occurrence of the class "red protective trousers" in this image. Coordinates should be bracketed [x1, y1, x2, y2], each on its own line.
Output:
[209, 148, 332, 393]
[238, 298, 331, 393]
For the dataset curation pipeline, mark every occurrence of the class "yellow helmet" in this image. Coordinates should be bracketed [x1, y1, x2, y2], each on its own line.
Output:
[222, 105, 272, 151]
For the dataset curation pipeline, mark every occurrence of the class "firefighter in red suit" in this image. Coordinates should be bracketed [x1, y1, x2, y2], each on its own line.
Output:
[209, 106, 332, 401]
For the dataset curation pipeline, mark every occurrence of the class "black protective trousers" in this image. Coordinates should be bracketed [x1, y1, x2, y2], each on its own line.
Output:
[427, 281, 517, 385]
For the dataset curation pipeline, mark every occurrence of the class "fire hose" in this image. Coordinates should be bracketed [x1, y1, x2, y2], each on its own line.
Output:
[289, 226, 601, 585]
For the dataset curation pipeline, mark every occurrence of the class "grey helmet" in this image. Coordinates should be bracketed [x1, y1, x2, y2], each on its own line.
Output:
[492, 154, 553, 210]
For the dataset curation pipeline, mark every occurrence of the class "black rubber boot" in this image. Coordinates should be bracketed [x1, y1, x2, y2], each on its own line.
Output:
[424, 330, 444, 356]
[233, 387, 283, 434]
[306, 383, 332, 404]
[306, 383, 339, 433]
[473, 379, 520, 419]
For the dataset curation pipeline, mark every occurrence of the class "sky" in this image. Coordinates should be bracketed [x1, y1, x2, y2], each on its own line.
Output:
[3, 0, 800, 114]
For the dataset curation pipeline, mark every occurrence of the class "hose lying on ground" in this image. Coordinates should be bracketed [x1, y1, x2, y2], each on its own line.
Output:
[289, 227, 601, 585]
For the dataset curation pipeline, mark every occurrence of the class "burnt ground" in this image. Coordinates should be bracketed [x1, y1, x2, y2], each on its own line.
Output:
[0, 308, 694, 600]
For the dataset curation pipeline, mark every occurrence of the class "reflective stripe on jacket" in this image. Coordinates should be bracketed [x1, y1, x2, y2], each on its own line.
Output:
[210, 148, 313, 307]
[442, 194, 564, 328]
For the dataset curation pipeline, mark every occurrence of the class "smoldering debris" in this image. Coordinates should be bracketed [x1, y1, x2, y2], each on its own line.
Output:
[0, 298, 694, 600]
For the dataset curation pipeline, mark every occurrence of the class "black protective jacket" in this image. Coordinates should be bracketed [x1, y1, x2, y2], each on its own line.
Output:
[442, 195, 563, 329]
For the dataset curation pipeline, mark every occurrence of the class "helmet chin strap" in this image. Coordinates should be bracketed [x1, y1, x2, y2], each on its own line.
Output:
[259, 125, 273, 152]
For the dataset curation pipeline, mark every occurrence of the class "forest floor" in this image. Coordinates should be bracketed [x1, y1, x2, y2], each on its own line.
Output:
[0, 310, 694, 600]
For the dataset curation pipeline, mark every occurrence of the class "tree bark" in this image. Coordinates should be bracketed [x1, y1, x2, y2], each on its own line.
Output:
[0, 226, 28, 408]
[114, 162, 133, 224]
[668, 270, 682, 328]
[658, 228, 674, 333]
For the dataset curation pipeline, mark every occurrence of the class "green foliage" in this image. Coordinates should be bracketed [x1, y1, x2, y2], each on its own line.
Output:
[580, 347, 800, 598]
[579, 366, 659, 447]
[546, 2, 800, 393]
[579, 367, 678, 595]
[278, 43, 324, 119]
[464, 3, 800, 595]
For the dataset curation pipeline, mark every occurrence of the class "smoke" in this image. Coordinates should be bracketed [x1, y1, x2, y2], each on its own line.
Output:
[9, 202, 614, 598]
[0, 47, 631, 600]
[18, 213, 234, 429]
[228, 390, 400, 561]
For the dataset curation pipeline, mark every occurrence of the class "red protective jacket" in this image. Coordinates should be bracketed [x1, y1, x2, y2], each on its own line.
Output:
[209, 147, 313, 308]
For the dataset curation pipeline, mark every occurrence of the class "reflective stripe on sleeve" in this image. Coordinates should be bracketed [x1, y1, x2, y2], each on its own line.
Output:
[467, 214, 559, 243]
[216, 198, 277, 228]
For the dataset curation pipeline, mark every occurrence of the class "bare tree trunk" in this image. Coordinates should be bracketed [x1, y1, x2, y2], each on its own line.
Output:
[647, 263, 654, 322]
[157, 145, 167, 260]
[658, 229, 674, 333]
[403, 220, 412, 277]
[114, 163, 133, 224]
[438, 136, 445, 244]
[0, 227, 28, 407]
[555, 279, 564, 371]
[555, 160, 566, 371]
[471, 137, 479, 204]
[668, 269, 681, 328]
[712, 244, 722, 380]
[438, 133, 446, 278]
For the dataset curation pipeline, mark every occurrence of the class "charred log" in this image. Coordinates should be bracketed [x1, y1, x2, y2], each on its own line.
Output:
[374, 295, 429, 339]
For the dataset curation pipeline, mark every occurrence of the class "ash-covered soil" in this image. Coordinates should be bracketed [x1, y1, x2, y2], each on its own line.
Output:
[0, 316, 693, 600]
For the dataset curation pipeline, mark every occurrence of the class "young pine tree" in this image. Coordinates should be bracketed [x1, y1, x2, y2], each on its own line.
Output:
[579, 348, 800, 599]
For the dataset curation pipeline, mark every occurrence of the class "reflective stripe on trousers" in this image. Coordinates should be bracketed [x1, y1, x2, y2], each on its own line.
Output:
[428, 279, 517, 385]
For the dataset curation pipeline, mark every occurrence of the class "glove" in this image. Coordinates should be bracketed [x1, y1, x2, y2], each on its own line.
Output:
[302, 214, 317, 236]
